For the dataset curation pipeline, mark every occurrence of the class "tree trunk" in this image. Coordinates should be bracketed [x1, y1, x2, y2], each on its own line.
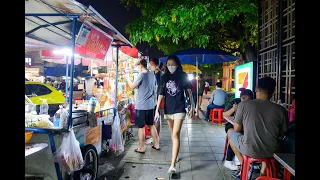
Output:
[243, 44, 258, 62]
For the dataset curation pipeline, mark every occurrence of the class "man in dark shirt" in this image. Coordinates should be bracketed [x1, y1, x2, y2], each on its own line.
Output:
[228, 77, 289, 177]
[147, 58, 163, 144]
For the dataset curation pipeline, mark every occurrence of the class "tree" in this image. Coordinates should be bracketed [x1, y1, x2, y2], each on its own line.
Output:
[199, 64, 223, 77]
[121, 0, 258, 62]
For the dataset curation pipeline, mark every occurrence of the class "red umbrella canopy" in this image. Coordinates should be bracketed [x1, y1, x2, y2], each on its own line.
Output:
[120, 45, 139, 58]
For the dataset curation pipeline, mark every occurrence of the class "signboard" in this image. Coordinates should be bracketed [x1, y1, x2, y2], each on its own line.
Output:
[76, 21, 114, 61]
[234, 62, 256, 98]
[85, 125, 102, 155]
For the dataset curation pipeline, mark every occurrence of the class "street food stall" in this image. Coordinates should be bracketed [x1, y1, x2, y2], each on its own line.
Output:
[25, 0, 138, 180]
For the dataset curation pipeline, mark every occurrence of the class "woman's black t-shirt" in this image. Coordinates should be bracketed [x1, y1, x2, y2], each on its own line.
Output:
[159, 72, 192, 114]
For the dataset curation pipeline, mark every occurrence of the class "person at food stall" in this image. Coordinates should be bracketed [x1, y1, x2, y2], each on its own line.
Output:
[204, 81, 210, 95]
[222, 88, 253, 171]
[204, 81, 228, 121]
[146, 58, 163, 145]
[154, 55, 194, 174]
[228, 77, 289, 178]
[126, 58, 160, 154]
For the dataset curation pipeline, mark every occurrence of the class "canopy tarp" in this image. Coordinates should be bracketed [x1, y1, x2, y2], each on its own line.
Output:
[159, 48, 239, 65]
[25, 0, 133, 48]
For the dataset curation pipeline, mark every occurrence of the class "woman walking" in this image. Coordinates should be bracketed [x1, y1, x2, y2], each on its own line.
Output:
[154, 55, 194, 174]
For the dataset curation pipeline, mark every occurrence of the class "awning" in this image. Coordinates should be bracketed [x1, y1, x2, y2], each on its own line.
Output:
[25, 0, 133, 50]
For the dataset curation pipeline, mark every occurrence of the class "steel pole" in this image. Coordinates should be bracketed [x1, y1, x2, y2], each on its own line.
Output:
[114, 46, 119, 115]
[68, 18, 77, 128]
[65, 56, 69, 103]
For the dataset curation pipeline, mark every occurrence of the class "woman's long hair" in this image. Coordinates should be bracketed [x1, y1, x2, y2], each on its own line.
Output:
[163, 55, 183, 75]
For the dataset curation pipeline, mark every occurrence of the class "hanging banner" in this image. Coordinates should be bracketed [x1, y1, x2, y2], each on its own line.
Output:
[76, 21, 114, 61]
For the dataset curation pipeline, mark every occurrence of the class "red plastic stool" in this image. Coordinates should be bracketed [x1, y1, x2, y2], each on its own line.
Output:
[144, 125, 151, 140]
[240, 155, 278, 180]
[283, 169, 291, 180]
[223, 134, 229, 160]
[210, 108, 225, 124]
[256, 177, 280, 180]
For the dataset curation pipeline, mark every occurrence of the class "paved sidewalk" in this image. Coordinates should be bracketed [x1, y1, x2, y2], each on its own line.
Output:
[97, 92, 241, 180]
[111, 118, 238, 180]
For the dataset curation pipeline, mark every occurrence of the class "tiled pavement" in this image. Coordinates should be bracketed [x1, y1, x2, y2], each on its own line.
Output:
[113, 112, 238, 180]
[99, 94, 239, 180]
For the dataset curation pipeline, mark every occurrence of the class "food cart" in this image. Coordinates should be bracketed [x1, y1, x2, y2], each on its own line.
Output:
[25, 1, 138, 179]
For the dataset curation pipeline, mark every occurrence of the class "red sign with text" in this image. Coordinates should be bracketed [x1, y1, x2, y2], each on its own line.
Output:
[76, 21, 114, 61]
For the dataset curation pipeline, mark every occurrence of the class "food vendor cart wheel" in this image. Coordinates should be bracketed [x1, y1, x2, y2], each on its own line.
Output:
[73, 145, 99, 180]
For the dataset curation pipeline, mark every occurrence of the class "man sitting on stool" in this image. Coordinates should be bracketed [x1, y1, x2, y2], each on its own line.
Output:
[205, 81, 228, 121]
[228, 77, 289, 179]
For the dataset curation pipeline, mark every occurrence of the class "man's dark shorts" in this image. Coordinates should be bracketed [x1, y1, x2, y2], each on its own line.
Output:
[135, 109, 155, 128]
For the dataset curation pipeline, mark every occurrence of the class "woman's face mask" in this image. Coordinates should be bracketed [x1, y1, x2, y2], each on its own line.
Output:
[167, 66, 177, 73]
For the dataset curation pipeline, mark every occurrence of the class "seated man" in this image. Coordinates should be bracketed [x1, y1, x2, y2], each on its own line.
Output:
[223, 88, 253, 171]
[228, 77, 289, 179]
[205, 81, 228, 121]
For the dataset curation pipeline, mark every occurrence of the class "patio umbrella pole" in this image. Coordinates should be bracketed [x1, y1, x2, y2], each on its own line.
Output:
[196, 56, 199, 120]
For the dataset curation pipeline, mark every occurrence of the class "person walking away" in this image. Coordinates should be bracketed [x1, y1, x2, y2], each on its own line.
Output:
[191, 72, 198, 110]
[198, 74, 205, 109]
[146, 58, 163, 145]
[222, 88, 253, 171]
[205, 81, 228, 121]
[228, 77, 289, 179]
[154, 55, 194, 174]
[204, 81, 209, 95]
[126, 58, 160, 153]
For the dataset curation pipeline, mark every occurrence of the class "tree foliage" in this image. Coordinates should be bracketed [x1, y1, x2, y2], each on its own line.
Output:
[199, 64, 223, 77]
[122, 0, 258, 60]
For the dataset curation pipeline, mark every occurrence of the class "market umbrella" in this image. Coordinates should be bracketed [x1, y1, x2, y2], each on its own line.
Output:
[120, 45, 139, 58]
[159, 48, 239, 65]
[182, 64, 201, 74]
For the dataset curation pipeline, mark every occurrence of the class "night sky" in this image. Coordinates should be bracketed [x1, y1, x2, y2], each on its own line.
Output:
[78, 0, 165, 58]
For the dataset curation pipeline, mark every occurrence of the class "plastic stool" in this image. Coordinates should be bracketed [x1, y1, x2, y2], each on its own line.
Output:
[240, 155, 278, 180]
[223, 134, 229, 160]
[283, 169, 291, 180]
[256, 177, 280, 180]
[210, 108, 225, 124]
[144, 125, 151, 140]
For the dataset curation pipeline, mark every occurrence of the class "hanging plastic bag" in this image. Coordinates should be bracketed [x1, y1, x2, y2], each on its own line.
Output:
[39, 98, 49, 115]
[54, 105, 69, 129]
[109, 112, 124, 156]
[53, 129, 84, 173]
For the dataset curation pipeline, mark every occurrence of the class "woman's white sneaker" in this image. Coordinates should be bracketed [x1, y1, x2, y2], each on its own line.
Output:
[168, 167, 177, 174]
[224, 160, 239, 171]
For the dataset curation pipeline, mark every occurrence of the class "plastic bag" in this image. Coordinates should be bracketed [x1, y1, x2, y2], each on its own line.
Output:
[109, 112, 124, 156]
[54, 105, 69, 129]
[39, 98, 49, 115]
[53, 129, 84, 172]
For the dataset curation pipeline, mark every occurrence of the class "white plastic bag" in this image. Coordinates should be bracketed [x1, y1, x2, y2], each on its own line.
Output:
[109, 113, 124, 156]
[54, 129, 84, 172]
[54, 105, 69, 129]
